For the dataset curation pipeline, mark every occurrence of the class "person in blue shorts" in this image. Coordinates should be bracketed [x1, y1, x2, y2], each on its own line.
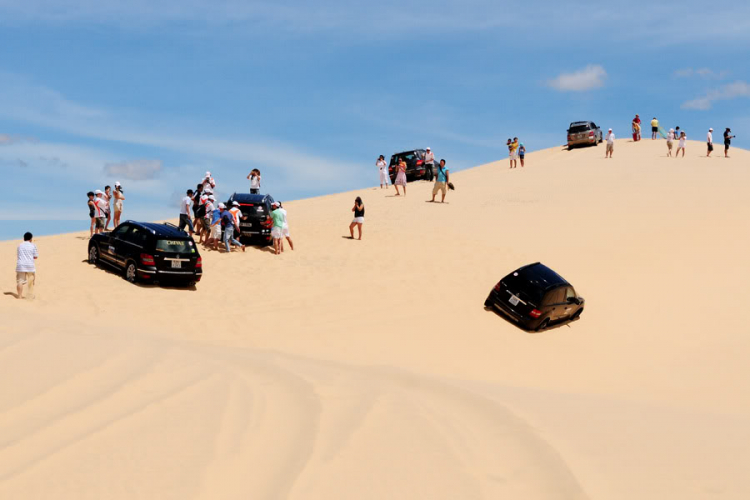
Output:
[518, 143, 526, 167]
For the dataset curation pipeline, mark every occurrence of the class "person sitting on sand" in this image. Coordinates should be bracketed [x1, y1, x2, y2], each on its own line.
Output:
[247, 169, 261, 194]
[676, 131, 687, 158]
[349, 197, 364, 240]
[518, 143, 526, 167]
[277, 201, 294, 252]
[667, 129, 675, 157]
[112, 182, 125, 229]
[430, 159, 450, 203]
[270, 201, 284, 254]
[605, 129, 615, 158]
[377, 155, 389, 189]
[87, 192, 96, 237]
[724, 128, 735, 158]
[16, 232, 38, 300]
[394, 158, 407, 196]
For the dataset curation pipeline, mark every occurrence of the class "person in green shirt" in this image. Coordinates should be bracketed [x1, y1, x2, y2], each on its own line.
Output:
[270, 201, 285, 255]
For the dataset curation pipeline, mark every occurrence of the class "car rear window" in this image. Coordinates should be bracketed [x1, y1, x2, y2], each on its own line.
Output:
[568, 124, 592, 133]
[156, 239, 196, 254]
[502, 270, 546, 304]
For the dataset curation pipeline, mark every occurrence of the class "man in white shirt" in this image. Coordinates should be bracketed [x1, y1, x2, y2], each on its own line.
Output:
[424, 147, 435, 179]
[707, 128, 714, 157]
[93, 190, 108, 234]
[201, 171, 216, 194]
[179, 189, 195, 235]
[605, 129, 615, 158]
[16, 232, 38, 299]
[229, 201, 245, 238]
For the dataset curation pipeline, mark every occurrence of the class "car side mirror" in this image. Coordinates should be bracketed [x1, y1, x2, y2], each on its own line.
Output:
[566, 297, 579, 305]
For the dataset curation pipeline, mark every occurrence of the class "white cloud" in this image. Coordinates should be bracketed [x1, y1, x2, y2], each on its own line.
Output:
[104, 159, 163, 180]
[547, 65, 607, 92]
[681, 80, 750, 110]
[0, 133, 36, 145]
[674, 68, 729, 80]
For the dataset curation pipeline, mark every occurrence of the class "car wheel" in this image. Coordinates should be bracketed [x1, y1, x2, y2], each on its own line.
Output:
[484, 296, 493, 309]
[125, 261, 138, 284]
[536, 318, 550, 331]
[88, 244, 99, 265]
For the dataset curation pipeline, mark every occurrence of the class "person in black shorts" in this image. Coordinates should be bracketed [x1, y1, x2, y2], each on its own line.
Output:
[87, 191, 96, 238]
[724, 128, 735, 158]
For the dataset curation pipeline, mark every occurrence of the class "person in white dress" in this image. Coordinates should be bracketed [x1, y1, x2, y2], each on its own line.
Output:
[676, 131, 687, 158]
[377, 155, 389, 189]
[666, 129, 675, 157]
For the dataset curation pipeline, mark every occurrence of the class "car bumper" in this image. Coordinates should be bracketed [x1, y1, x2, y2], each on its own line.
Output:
[485, 292, 541, 330]
[568, 138, 597, 146]
[137, 267, 201, 281]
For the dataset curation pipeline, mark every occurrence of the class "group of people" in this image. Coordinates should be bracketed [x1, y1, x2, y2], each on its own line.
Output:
[87, 182, 125, 237]
[507, 138, 526, 168]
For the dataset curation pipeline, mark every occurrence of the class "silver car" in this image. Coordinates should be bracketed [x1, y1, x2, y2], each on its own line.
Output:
[567, 121, 602, 148]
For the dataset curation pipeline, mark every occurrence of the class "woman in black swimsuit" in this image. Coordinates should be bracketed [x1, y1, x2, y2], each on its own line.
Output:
[87, 191, 96, 238]
[349, 196, 365, 240]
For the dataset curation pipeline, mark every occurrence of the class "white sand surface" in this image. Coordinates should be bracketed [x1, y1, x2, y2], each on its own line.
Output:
[1, 139, 749, 499]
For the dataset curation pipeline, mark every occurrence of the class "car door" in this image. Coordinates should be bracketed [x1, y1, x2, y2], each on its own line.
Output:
[102, 224, 130, 268]
[545, 288, 565, 321]
[122, 225, 148, 263]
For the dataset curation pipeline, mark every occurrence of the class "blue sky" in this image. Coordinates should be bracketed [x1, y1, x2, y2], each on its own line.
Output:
[1, 0, 749, 222]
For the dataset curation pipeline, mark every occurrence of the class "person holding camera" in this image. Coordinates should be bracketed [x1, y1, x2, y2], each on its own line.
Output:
[724, 128, 735, 158]
[112, 182, 125, 228]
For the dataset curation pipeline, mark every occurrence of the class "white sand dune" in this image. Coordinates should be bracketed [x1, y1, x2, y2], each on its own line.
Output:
[1, 138, 749, 499]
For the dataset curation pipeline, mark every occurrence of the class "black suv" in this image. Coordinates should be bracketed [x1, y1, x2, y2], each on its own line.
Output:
[226, 193, 275, 245]
[484, 262, 584, 331]
[389, 149, 434, 183]
[88, 221, 202, 286]
[567, 121, 602, 148]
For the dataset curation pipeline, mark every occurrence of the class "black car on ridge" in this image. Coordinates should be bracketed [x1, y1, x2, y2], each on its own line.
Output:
[388, 149, 434, 183]
[88, 221, 202, 286]
[484, 262, 584, 331]
[225, 192, 275, 245]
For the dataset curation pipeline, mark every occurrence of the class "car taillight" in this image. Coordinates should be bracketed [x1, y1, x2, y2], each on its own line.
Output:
[493, 283, 501, 292]
[530, 309, 542, 318]
[140, 253, 155, 265]
[567, 135, 572, 141]
[416, 160, 423, 165]
[196, 257, 202, 268]
[589, 131, 595, 136]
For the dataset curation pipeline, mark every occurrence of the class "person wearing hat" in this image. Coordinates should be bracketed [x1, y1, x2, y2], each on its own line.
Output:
[270, 201, 285, 253]
[424, 147, 435, 180]
[201, 171, 216, 194]
[220, 203, 245, 253]
[707, 128, 714, 157]
[112, 181, 125, 229]
[229, 201, 245, 239]
[632, 115, 641, 141]
[724, 128, 735, 158]
[518, 142, 526, 167]
[666, 128, 675, 157]
[605, 128, 615, 158]
[206, 201, 223, 251]
[93, 190, 108, 235]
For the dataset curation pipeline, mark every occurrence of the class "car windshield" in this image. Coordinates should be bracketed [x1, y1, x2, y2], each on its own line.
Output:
[502, 271, 546, 304]
[155, 239, 196, 254]
[569, 124, 591, 133]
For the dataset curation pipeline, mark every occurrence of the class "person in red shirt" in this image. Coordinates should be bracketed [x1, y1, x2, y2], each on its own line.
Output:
[632, 114, 641, 141]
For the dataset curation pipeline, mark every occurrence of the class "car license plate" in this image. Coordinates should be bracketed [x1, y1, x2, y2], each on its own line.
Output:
[171, 260, 181, 269]
[508, 295, 520, 306]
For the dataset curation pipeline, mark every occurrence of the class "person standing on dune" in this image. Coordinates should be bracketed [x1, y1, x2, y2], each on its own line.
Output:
[632, 115, 641, 141]
[666, 129, 675, 157]
[424, 147, 435, 180]
[277, 202, 294, 252]
[201, 171, 216, 195]
[270, 201, 285, 253]
[605, 129, 615, 158]
[676, 131, 687, 158]
[507, 139, 515, 168]
[518, 143, 526, 167]
[707, 128, 714, 157]
[377, 155, 389, 189]
[103, 185, 113, 231]
[430, 159, 450, 203]
[650, 117, 659, 140]
[16, 232, 38, 300]
[247, 169, 261, 194]
[87, 191, 96, 237]
[349, 197, 365, 240]
[724, 128, 735, 158]
[93, 190, 108, 235]
[394, 158, 407, 196]
[112, 182, 124, 229]
[179, 189, 195, 236]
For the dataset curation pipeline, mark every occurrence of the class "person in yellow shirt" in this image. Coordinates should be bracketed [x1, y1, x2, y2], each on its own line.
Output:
[650, 117, 659, 140]
[510, 137, 519, 168]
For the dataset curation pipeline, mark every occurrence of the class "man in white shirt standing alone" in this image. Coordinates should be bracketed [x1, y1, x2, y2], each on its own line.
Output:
[179, 189, 195, 236]
[707, 128, 714, 157]
[424, 147, 435, 180]
[16, 232, 38, 299]
[605, 128, 615, 158]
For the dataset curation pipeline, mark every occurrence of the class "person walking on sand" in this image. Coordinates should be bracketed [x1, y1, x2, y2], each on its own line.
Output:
[349, 197, 364, 240]
[93, 190, 108, 235]
[103, 185, 113, 231]
[707, 128, 714, 157]
[666, 129, 675, 157]
[16, 232, 38, 300]
[605, 129, 615, 158]
[87, 191, 96, 237]
[270, 201, 285, 254]
[518, 143, 526, 167]
[112, 182, 124, 228]
[206, 201, 223, 251]
[430, 159, 450, 203]
[229, 201, 246, 240]
[424, 147, 435, 179]
[650, 117, 659, 140]
[394, 158, 407, 196]
[724, 128, 735, 158]
[247, 169, 261, 194]
[676, 131, 687, 158]
[179, 189, 195, 236]
[377, 155, 389, 189]
[201, 194, 215, 245]
[221, 203, 245, 253]
[632, 115, 641, 141]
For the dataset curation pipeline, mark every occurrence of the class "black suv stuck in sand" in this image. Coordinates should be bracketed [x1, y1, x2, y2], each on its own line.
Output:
[389, 149, 434, 183]
[484, 262, 584, 331]
[226, 193, 275, 245]
[88, 221, 202, 286]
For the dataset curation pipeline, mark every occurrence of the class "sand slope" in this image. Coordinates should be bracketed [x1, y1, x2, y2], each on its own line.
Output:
[1, 139, 749, 499]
